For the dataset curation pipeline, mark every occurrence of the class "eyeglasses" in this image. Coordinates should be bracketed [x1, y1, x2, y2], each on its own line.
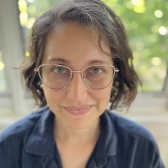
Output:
[34, 64, 119, 90]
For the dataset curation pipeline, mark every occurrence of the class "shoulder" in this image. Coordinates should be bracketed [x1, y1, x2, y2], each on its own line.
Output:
[0, 106, 49, 167]
[0, 106, 48, 143]
[107, 111, 156, 143]
[105, 111, 161, 156]
[105, 111, 165, 168]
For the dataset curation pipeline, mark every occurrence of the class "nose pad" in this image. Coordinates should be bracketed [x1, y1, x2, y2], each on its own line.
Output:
[83, 76, 86, 82]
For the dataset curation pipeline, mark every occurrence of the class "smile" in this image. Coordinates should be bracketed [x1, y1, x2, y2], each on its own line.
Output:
[64, 105, 92, 116]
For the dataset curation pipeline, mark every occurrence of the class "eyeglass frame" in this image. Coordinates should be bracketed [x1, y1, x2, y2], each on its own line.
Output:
[34, 64, 119, 90]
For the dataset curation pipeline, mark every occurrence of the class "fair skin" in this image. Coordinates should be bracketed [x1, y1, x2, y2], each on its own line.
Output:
[42, 22, 113, 168]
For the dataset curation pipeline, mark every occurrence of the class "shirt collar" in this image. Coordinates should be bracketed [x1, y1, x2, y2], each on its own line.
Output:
[25, 106, 55, 156]
[25, 106, 58, 167]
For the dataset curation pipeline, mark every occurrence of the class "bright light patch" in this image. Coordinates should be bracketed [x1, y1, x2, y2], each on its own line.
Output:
[154, 10, 163, 18]
[26, 18, 35, 29]
[18, 0, 27, 7]
[159, 26, 167, 35]
[134, 5, 145, 13]
[151, 57, 161, 65]
[0, 61, 5, 70]
[131, 0, 146, 13]
[19, 5, 27, 13]
[128, 58, 132, 65]
[27, 0, 34, 2]
[25, 52, 30, 57]
[20, 12, 28, 25]
[131, 0, 143, 5]
[18, 0, 27, 12]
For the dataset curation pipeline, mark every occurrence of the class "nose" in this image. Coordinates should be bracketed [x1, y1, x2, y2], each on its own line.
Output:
[66, 72, 88, 102]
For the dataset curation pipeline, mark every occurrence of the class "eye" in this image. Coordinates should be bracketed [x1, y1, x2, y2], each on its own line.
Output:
[92, 68, 102, 74]
[86, 66, 103, 74]
[52, 66, 67, 73]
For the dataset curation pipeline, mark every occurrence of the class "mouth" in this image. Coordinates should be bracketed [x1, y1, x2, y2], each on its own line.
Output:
[64, 105, 92, 116]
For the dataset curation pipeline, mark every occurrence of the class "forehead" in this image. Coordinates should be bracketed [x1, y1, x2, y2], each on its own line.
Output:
[43, 22, 113, 67]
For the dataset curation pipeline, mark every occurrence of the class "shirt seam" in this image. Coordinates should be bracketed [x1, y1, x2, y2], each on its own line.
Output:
[108, 113, 157, 148]
[115, 126, 158, 150]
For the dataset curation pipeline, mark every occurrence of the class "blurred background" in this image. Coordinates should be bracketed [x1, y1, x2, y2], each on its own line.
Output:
[0, 0, 168, 166]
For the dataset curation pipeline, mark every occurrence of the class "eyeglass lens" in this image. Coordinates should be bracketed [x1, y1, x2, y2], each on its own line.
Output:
[39, 65, 114, 89]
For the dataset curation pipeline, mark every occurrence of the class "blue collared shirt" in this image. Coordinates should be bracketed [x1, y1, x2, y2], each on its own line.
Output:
[0, 106, 165, 168]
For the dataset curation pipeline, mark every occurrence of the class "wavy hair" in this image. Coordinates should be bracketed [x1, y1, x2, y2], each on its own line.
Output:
[20, 0, 141, 110]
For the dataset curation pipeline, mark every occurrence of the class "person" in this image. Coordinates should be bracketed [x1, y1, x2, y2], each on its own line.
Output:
[0, 0, 165, 168]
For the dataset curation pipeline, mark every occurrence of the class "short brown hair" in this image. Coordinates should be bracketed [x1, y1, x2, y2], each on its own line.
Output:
[20, 0, 141, 110]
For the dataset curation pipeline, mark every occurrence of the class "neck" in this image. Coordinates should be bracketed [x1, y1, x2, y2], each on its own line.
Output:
[53, 117, 100, 144]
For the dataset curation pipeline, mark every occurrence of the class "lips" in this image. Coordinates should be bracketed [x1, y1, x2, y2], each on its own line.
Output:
[64, 105, 92, 115]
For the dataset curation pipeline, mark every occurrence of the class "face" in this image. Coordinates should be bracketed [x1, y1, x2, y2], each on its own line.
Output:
[42, 22, 113, 129]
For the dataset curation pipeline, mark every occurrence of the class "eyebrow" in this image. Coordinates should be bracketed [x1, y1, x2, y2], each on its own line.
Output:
[87, 60, 110, 65]
[47, 58, 70, 64]
[47, 57, 110, 65]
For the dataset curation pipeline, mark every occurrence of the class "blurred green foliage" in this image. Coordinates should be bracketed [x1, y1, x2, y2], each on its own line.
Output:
[18, 0, 168, 92]
[102, 0, 168, 92]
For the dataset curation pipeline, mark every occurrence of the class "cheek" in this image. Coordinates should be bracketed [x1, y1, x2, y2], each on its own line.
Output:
[91, 84, 112, 109]
[43, 86, 65, 107]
